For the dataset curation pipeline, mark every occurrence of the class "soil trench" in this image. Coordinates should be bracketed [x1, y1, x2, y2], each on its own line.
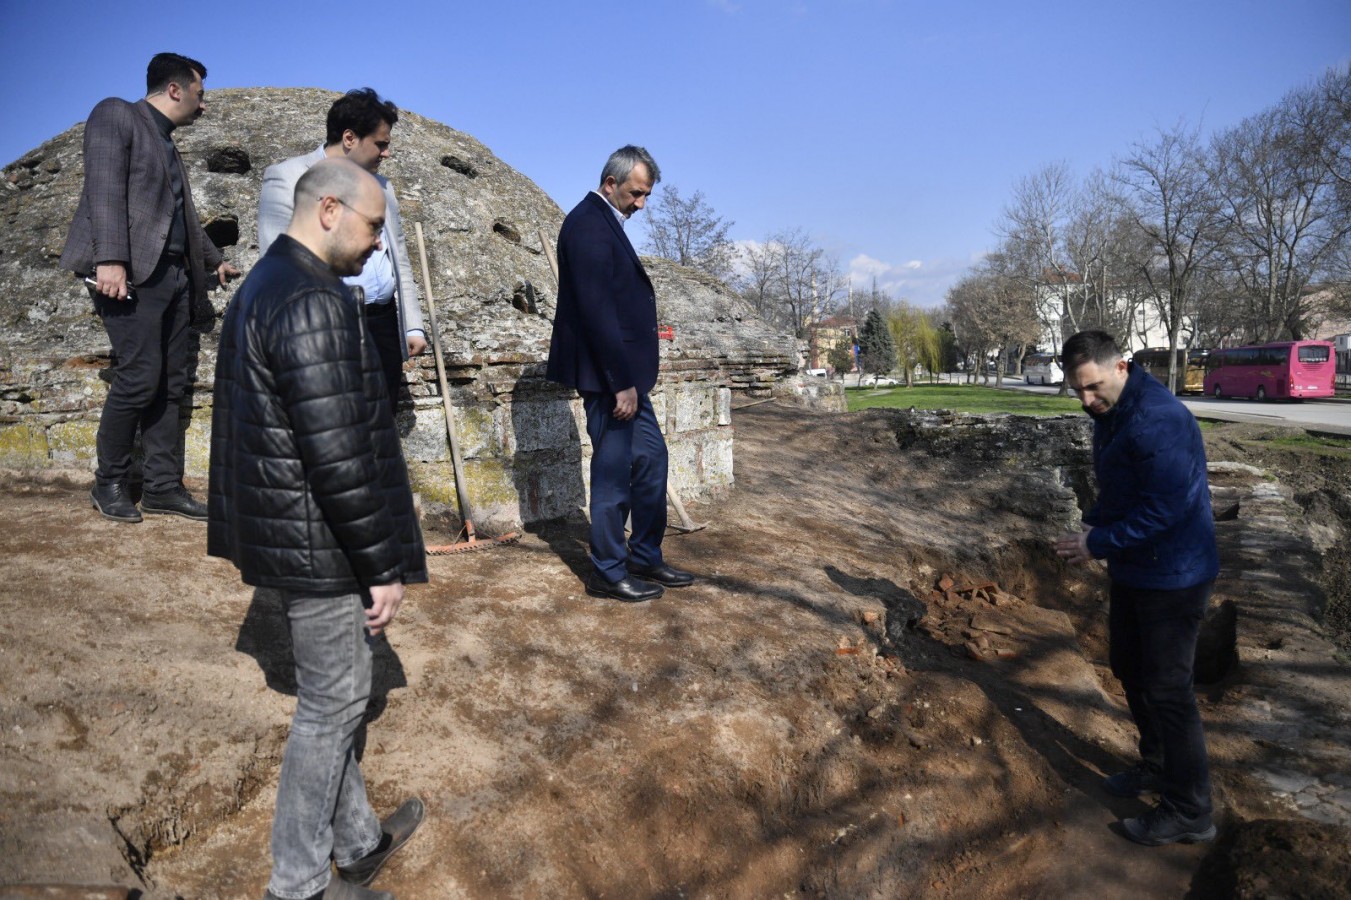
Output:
[0, 405, 1348, 898]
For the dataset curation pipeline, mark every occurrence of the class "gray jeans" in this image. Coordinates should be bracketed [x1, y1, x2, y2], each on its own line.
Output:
[268, 590, 382, 899]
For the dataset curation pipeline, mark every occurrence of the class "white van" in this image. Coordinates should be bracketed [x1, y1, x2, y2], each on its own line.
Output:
[1024, 353, 1062, 385]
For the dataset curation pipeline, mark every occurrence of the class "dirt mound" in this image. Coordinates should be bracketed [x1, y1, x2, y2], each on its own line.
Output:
[1192, 818, 1351, 898]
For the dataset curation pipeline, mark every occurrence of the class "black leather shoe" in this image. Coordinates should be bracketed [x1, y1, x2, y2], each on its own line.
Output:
[586, 572, 664, 602]
[337, 797, 425, 887]
[140, 486, 208, 521]
[90, 483, 142, 523]
[627, 562, 695, 587]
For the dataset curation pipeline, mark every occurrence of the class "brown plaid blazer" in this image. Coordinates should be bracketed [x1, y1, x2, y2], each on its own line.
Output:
[60, 98, 222, 299]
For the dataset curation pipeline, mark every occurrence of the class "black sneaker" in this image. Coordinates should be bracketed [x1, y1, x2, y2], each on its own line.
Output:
[1102, 762, 1163, 798]
[1122, 804, 1216, 846]
[140, 485, 208, 521]
[90, 482, 142, 523]
[264, 878, 393, 899]
[337, 797, 425, 887]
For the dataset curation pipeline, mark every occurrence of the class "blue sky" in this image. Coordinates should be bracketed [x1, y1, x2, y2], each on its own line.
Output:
[3, 0, 1348, 307]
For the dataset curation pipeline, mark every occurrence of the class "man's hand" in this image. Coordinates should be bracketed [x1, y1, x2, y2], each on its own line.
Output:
[95, 262, 129, 301]
[614, 387, 638, 421]
[1054, 527, 1094, 566]
[406, 333, 428, 356]
[365, 583, 405, 636]
[216, 262, 241, 287]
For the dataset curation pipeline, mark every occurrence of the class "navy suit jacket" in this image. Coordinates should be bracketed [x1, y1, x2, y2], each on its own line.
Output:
[546, 192, 659, 396]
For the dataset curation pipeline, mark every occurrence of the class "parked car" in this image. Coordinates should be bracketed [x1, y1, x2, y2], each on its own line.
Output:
[804, 368, 828, 377]
[860, 374, 898, 386]
[1023, 353, 1062, 385]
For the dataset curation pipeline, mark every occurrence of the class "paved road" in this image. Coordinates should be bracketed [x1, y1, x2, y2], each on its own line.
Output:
[1003, 377, 1351, 435]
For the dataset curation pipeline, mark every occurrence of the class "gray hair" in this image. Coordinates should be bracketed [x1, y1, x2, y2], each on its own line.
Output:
[599, 145, 661, 187]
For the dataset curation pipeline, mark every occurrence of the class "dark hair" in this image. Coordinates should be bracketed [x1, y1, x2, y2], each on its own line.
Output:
[294, 157, 370, 207]
[146, 53, 206, 94]
[1061, 330, 1123, 371]
[599, 145, 661, 188]
[325, 88, 399, 146]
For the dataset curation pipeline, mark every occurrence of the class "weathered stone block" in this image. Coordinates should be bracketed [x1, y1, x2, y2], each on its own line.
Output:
[667, 436, 700, 487]
[46, 419, 100, 467]
[716, 387, 732, 426]
[402, 405, 452, 463]
[509, 447, 586, 522]
[455, 405, 496, 459]
[0, 423, 49, 467]
[702, 432, 734, 488]
[673, 384, 715, 433]
[650, 389, 668, 431]
[182, 415, 213, 478]
[507, 399, 581, 454]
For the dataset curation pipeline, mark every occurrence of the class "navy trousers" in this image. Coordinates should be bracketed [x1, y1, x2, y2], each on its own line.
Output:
[582, 391, 667, 582]
[93, 257, 191, 493]
[1109, 579, 1214, 820]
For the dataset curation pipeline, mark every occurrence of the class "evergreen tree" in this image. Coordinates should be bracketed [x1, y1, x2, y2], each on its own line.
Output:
[857, 309, 897, 376]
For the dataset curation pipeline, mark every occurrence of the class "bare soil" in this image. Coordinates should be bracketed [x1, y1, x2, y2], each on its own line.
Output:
[1, 406, 1348, 898]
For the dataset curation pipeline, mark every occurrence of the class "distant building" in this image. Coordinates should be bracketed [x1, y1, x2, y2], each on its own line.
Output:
[806, 315, 858, 371]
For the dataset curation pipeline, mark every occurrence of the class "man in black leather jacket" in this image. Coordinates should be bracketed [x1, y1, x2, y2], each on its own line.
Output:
[208, 158, 427, 900]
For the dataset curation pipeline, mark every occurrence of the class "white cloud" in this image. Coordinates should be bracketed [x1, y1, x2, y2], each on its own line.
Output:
[846, 253, 986, 309]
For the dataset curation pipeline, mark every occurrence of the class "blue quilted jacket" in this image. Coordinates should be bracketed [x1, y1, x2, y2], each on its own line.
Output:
[1083, 363, 1219, 590]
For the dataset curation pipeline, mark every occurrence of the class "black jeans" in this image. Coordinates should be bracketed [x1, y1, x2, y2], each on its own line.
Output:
[362, 301, 404, 412]
[1109, 579, 1214, 819]
[93, 257, 190, 492]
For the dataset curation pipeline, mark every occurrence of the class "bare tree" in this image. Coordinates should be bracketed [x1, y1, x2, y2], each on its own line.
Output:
[998, 162, 1079, 350]
[945, 262, 1040, 387]
[1112, 123, 1227, 392]
[1211, 77, 1351, 341]
[644, 184, 736, 282]
[1061, 171, 1152, 346]
[736, 229, 846, 336]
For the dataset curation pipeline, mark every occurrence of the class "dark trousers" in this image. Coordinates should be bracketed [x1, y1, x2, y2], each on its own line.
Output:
[582, 391, 667, 582]
[363, 301, 404, 412]
[94, 258, 190, 492]
[1109, 579, 1214, 819]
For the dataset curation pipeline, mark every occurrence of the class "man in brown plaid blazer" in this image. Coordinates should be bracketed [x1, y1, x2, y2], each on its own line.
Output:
[61, 52, 239, 523]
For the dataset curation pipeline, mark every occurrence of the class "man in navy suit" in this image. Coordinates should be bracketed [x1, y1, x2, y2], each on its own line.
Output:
[546, 145, 694, 602]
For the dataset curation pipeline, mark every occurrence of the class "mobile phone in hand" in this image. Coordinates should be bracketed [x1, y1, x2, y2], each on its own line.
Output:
[84, 277, 134, 300]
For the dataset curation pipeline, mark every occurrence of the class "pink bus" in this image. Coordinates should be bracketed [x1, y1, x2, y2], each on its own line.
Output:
[1202, 340, 1336, 401]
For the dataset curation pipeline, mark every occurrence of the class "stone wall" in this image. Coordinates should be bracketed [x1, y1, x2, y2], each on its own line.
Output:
[886, 407, 1094, 531]
[0, 88, 798, 527]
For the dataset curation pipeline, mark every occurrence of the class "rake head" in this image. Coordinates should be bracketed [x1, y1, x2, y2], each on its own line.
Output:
[426, 525, 521, 556]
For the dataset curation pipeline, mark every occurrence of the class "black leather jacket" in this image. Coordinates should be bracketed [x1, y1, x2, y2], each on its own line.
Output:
[207, 235, 427, 592]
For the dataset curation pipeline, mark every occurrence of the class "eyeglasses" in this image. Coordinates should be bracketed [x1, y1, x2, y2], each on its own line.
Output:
[326, 197, 385, 236]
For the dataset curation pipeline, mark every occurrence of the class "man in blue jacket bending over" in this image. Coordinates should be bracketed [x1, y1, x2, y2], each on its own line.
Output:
[546, 145, 694, 603]
[1054, 330, 1219, 846]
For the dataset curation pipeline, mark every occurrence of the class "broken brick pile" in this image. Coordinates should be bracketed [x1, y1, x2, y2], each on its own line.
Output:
[923, 573, 1025, 662]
